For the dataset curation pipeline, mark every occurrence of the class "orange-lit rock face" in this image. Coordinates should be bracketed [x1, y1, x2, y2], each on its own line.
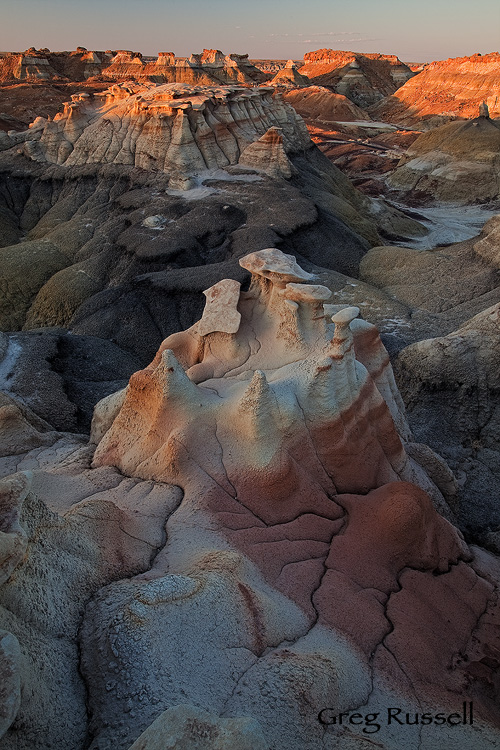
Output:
[298, 49, 414, 107]
[374, 53, 500, 124]
[93, 248, 442, 513]
[283, 85, 371, 123]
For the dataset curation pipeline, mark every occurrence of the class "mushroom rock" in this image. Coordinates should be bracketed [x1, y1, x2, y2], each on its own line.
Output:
[92, 248, 448, 512]
[2, 249, 500, 746]
[82, 249, 500, 749]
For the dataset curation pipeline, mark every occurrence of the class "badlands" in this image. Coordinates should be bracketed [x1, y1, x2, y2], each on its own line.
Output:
[0, 43, 500, 750]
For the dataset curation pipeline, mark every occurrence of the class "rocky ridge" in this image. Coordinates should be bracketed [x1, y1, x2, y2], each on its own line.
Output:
[0, 48, 270, 86]
[372, 52, 500, 126]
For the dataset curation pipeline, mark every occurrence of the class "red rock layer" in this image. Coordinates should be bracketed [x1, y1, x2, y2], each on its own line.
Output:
[372, 52, 500, 124]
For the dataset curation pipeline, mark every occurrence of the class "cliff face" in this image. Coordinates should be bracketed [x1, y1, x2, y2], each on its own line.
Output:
[2, 84, 310, 184]
[372, 52, 500, 125]
[298, 49, 414, 107]
[0, 50, 60, 82]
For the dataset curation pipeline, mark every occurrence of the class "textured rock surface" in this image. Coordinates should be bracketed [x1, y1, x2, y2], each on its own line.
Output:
[373, 53, 500, 125]
[298, 50, 414, 107]
[92, 248, 443, 507]
[387, 115, 500, 203]
[0, 435, 182, 750]
[0, 250, 499, 749]
[0, 629, 21, 740]
[474, 215, 500, 268]
[3, 84, 310, 179]
[395, 303, 500, 540]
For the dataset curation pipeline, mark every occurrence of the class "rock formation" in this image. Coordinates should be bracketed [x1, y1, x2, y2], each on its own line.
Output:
[92, 248, 443, 506]
[2, 83, 310, 183]
[268, 60, 310, 88]
[372, 52, 500, 125]
[298, 50, 414, 107]
[0, 49, 60, 82]
[1, 249, 500, 750]
[0, 48, 269, 87]
[0, 77, 428, 363]
[387, 112, 500, 203]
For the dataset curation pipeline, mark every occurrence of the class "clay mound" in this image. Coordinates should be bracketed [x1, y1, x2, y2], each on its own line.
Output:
[283, 85, 371, 123]
[298, 49, 414, 107]
[268, 60, 310, 88]
[372, 52, 500, 125]
[387, 113, 500, 202]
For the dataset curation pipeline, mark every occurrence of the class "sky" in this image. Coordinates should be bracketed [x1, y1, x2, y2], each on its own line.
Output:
[1, 0, 499, 63]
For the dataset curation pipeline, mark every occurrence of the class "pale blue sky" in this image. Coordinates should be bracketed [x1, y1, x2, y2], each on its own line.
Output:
[1, 0, 499, 62]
